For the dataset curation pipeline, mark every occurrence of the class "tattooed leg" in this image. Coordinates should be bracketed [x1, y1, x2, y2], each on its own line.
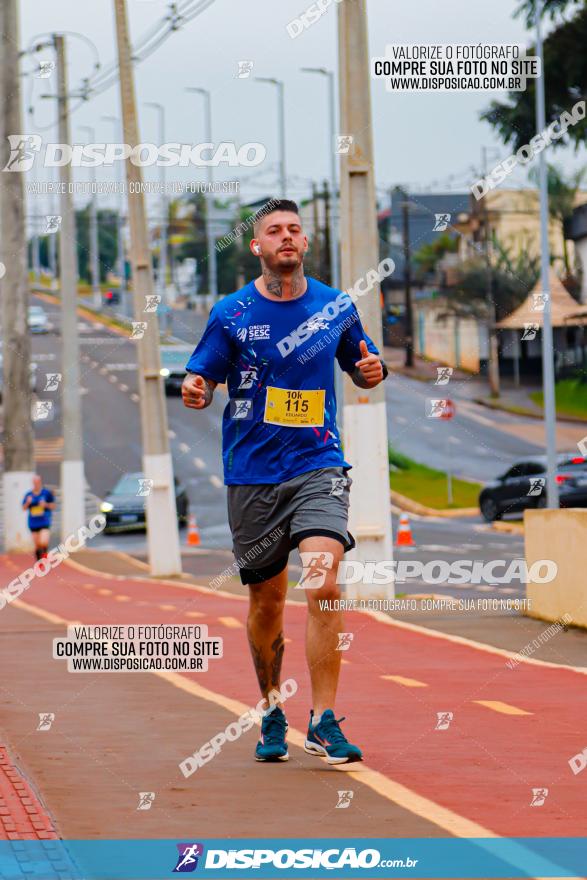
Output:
[247, 567, 288, 704]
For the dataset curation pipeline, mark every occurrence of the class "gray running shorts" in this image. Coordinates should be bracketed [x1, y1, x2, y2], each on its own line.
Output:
[227, 466, 355, 585]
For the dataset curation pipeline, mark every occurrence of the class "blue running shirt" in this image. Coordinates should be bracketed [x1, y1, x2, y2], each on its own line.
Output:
[185, 277, 380, 485]
[23, 487, 54, 529]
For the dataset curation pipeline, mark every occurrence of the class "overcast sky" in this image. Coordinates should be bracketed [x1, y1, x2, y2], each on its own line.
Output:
[20, 0, 585, 212]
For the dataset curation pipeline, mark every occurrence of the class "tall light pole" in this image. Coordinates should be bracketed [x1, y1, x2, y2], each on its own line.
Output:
[114, 0, 181, 576]
[79, 125, 101, 308]
[186, 87, 218, 306]
[54, 33, 86, 537]
[0, 0, 35, 551]
[338, 0, 393, 600]
[255, 77, 286, 197]
[300, 67, 340, 290]
[102, 114, 127, 314]
[534, 0, 559, 508]
[144, 102, 167, 306]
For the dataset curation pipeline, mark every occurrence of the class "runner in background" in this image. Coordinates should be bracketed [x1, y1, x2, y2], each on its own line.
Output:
[22, 475, 55, 561]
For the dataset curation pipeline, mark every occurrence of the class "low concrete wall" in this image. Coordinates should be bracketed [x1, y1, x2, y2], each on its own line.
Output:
[524, 508, 587, 628]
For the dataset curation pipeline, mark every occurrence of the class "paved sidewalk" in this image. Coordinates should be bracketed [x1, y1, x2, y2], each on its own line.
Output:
[1, 549, 586, 845]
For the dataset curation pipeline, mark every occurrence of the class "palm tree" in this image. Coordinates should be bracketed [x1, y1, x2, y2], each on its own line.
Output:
[529, 162, 587, 276]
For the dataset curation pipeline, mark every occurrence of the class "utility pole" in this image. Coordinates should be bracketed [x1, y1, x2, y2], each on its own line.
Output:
[401, 191, 414, 368]
[55, 34, 86, 539]
[481, 147, 500, 397]
[144, 102, 167, 307]
[0, 0, 35, 551]
[102, 115, 127, 314]
[80, 125, 101, 308]
[338, 0, 393, 600]
[48, 166, 58, 285]
[255, 77, 286, 197]
[113, 0, 181, 575]
[534, 0, 559, 508]
[185, 88, 218, 306]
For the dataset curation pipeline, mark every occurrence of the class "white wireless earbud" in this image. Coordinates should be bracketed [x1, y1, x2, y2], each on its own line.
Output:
[254, 245, 261, 254]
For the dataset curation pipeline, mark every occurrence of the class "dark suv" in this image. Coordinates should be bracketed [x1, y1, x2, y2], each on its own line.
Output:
[479, 455, 587, 521]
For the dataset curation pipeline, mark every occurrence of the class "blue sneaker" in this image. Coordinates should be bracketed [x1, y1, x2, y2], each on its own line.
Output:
[255, 706, 289, 762]
[305, 709, 363, 764]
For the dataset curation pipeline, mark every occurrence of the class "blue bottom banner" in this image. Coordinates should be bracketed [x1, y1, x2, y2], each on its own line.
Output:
[0, 838, 586, 879]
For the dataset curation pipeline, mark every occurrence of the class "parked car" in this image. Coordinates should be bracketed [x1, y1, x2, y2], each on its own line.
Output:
[100, 472, 189, 532]
[479, 455, 587, 521]
[103, 289, 121, 306]
[159, 345, 193, 395]
[28, 305, 49, 333]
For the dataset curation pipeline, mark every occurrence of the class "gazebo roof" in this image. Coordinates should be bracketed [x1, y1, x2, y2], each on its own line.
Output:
[496, 271, 584, 329]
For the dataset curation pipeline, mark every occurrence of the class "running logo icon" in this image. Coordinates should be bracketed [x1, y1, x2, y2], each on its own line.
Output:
[295, 551, 334, 589]
[435, 711, 453, 730]
[527, 478, 545, 496]
[433, 213, 451, 232]
[45, 215, 62, 234]
[522, 322, 539, 341]
[336, 632, 354, 652]
[173, 843, 204, 872]
[530, 787, 548, 807]
[37, 713, 55, 731]
[230, 399, 253, 420]
[435, 367, 453, 386]
[3, 134, 42, 172]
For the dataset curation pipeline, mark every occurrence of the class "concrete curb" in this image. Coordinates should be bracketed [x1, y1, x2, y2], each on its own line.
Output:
[474, 396, 587, 425]
[390, 490, 479, 519]
[491, 520, 524, 535]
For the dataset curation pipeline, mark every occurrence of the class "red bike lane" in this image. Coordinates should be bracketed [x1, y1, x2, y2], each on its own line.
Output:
[2, 551, 586, 841]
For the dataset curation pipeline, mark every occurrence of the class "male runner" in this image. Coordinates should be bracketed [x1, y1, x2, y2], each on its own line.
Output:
[182, 199, 387, 764]
[22, 474, 55, 561]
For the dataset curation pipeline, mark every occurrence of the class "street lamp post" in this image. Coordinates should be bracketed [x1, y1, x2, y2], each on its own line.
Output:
[145, 102, 168, 306]
[79, 125, 101, 309]
[300, 67, 340, 290]
[186, 87, 218, 307]
[534, 0, 559, 508]
[254, 77, 286, 198]
[102, 115, 127, 313]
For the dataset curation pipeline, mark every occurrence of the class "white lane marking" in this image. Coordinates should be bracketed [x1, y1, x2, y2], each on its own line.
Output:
[104, 363, 136, 370]
[448, 436, 461, 445]
[32, 353, 56, 362]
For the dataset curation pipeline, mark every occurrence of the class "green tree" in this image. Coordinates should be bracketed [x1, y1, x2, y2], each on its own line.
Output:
[412, 233, 458, 281]
[480, 2, 587, 151]
[528, 162, 586, 274]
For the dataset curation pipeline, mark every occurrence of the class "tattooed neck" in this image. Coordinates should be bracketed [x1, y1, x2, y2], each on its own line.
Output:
[262, 265, 306, 300]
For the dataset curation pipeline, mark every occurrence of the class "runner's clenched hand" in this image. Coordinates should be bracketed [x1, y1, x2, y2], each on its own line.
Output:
[355, 339, 384, 387]
[182, 374, 215, 410]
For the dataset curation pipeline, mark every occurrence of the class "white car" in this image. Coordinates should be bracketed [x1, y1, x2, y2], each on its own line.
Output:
[28, 305, 49, 333]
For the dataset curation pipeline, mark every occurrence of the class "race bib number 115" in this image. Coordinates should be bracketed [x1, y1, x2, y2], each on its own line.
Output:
[264, 387, 325, 427]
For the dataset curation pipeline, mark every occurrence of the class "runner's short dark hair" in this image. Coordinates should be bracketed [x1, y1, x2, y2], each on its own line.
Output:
[253, 199, 300, 234]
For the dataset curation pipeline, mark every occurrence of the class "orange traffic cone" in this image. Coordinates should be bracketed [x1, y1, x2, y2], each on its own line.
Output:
[186, 512, 201, 547]
[395, 513, 415, 547]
